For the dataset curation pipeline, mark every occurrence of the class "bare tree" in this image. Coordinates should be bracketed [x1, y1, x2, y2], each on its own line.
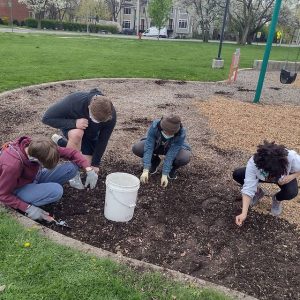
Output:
[181, 0, 223, 42]
[105, 0, 126, 21]
[229, 0, 276, 45]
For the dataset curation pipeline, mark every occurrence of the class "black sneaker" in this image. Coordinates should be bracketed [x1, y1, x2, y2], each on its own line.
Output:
[168, 168, 177, 180]
[149, 156, 161, 174]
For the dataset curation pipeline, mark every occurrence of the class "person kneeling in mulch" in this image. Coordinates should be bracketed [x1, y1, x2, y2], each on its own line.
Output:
[132, 114, 191, 187]
[42, 88, 116, 190]
[0, 136, 98, 222]
[233, 141, 300, 226]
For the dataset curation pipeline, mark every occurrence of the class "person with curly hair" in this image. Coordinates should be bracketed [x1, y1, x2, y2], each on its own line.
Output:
[233, 141, 300, 226]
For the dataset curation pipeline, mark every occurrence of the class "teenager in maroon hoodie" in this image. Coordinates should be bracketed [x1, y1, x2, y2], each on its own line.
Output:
[0, 136, 98, 221]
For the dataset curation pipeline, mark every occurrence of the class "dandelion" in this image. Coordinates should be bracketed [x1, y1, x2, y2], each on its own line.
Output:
[23, 242, 31, 248]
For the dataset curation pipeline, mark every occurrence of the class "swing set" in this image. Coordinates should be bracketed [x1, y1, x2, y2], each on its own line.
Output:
[279, 31, 300, 84]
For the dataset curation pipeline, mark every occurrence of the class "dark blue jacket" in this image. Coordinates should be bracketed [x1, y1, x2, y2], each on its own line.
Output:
[42, 88, 116, 167]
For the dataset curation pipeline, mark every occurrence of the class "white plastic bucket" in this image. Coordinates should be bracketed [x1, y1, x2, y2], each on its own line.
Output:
[104, 172, 140, 222]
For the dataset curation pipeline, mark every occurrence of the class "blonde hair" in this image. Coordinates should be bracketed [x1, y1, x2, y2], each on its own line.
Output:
[28, 138, 59, 169]
[89, 96, 113, 122]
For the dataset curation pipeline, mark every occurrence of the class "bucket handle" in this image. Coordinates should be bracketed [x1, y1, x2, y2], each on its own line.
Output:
[109, 188, 136, 208]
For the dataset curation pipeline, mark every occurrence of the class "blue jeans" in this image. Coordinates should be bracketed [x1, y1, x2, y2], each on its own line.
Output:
[14, 162, 78, 207]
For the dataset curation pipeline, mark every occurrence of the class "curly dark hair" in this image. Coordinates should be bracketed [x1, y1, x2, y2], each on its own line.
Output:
[253, 141, 289, 177]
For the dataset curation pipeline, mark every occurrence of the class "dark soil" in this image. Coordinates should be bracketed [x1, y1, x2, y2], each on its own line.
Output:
[214, 91, 234, 97]
[237, 87, 256, 92]
[1, 78, 300, 300]
[45, 157, 300, 300]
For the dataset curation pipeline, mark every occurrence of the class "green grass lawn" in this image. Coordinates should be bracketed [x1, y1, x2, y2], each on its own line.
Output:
[1, 32, 299, 92]
[0, 211, 231, 300]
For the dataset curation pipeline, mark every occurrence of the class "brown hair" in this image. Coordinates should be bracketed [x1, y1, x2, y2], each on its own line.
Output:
[89, 96, 113, 122]
[28, 138, 59, 169]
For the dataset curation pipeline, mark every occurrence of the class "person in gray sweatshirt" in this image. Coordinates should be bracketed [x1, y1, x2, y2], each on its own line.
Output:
[233, 141, 300, 226]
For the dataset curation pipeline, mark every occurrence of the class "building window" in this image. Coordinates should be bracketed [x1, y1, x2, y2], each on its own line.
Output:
[168, 19, 173, 30]
[178, 20, 187, 29]
[123, 20, 131, 28]
[124, 7, 131, 14]
[170, 6, 174, 13]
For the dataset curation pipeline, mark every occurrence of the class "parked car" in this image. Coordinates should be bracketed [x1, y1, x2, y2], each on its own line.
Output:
[142, 27, 168, 38]
[121, 28, 135, 35]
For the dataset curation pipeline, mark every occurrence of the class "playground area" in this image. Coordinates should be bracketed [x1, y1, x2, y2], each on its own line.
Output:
[0, 70, 299, 299]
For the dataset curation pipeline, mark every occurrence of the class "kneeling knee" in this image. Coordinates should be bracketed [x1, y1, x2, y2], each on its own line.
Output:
[68, 129, 84, 143]
[50, 184, 64, 202]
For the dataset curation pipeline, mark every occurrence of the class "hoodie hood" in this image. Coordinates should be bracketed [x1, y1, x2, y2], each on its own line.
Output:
[4, 136, 32, 166]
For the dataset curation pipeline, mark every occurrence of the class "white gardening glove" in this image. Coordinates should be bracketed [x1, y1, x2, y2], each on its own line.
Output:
[140, 169, 149, 184]
[25, 205, 51, 221]
[161, 175, 168, 188]
[85, 169, 98, 189]
[69, 172, 84, 190]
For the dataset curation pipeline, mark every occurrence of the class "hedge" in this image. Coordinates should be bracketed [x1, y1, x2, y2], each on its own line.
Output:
[24, 18, 118, 34]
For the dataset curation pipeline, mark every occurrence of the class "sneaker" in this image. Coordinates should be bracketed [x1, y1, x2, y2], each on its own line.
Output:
[51, 134, 67, 147]
[250, 187, 265, 206]
[149, 156, 161, 174]
[168, 168, 178, 180]
[69, 172, 84, 190]
[271, 195, 283, 216]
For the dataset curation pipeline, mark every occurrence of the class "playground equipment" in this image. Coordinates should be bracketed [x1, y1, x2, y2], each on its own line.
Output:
[279, 35, 300, 84]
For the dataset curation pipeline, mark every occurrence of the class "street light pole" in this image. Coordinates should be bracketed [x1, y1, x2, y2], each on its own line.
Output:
[212, 0, 230, 68]
[8, 0, 13, 32]
[217, 0, 230, 59]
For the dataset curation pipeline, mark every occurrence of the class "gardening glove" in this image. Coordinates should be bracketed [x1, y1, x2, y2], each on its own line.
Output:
[161, 175, 168, 188]
[85, 169, 98, 189]
[69, 172, 84, 190]
[25, 205, 50, 221]
[140, 169, 149, 184]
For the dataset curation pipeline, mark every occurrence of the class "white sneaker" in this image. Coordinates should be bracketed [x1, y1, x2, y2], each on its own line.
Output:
[51, 134, 63, 145]
[69, 172, 84, 190]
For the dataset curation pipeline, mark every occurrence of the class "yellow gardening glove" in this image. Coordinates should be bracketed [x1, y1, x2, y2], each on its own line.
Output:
[140, 169, 149, 184]
[161, 175, 168, 188]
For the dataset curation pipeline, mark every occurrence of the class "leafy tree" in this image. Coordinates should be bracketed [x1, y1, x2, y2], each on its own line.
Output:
[148, 0, 172, 39]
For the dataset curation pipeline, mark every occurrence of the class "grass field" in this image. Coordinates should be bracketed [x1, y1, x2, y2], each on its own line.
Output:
[0, 211, 231, 300]
[1, 32, 299, 92]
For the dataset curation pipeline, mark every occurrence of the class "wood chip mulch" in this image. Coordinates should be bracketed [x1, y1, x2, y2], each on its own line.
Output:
[196, 96, 300, 227]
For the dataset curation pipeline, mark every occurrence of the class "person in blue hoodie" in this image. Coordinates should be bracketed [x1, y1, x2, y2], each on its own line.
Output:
[132, 114, 191, 187]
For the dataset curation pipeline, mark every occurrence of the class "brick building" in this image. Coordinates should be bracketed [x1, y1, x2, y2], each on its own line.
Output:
[0, 0, 30, 22]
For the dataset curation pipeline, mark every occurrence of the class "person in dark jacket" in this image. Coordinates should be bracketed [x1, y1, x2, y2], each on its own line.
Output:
[42, 88, 116, 189]
[132, 114, 191, 187]
[0, 136, 98, 221]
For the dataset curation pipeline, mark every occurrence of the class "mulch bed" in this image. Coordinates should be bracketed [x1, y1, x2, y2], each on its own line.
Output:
[1, 74, 300, 300]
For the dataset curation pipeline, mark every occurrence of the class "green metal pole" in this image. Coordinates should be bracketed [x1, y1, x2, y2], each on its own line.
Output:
[253, 0, 282, 103]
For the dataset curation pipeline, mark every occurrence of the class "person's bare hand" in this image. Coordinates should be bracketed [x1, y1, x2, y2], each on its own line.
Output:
[278, 175, 294, 185]
[76, 118, 88, 130]
[91, 166, 100, 173]
[235, 213, 247, 226]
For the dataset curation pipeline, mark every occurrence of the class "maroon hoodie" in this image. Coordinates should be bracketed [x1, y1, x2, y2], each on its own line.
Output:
[0, 136, 89, 212]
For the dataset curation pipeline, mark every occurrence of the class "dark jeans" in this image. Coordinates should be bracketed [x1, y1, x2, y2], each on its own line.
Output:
[132, 140, 191, 170]
[233, 167, 298, 201]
